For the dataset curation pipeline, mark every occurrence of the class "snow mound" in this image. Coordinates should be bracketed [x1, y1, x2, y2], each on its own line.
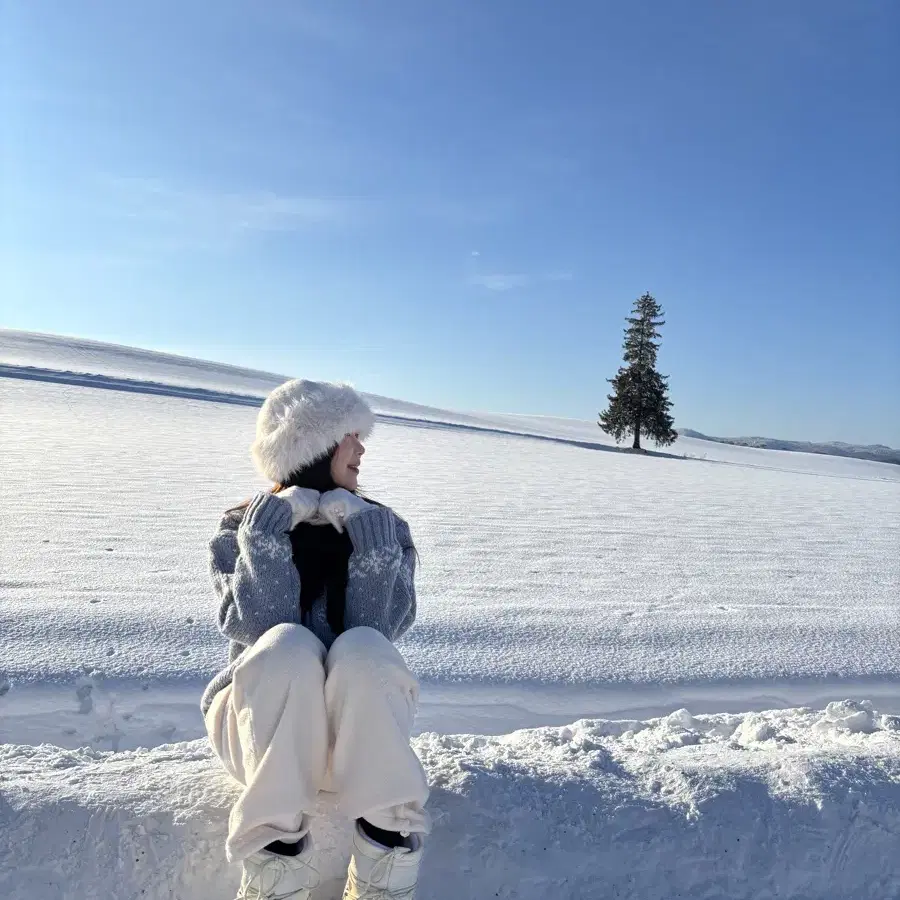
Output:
[3, 703, 900, 900]
[0, 328, 286, 397]
[3, 374, 899, 703]
[6, 327, 900, 483]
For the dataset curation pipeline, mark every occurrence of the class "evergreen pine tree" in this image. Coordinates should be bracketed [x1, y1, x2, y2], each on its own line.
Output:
[599, 292, 678, 450]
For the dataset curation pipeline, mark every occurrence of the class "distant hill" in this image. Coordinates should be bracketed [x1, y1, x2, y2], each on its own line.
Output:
[681, 430, 900, 466]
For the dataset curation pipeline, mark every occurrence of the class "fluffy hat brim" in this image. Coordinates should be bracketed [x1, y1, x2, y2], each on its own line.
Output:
[251, 379, 375, 483]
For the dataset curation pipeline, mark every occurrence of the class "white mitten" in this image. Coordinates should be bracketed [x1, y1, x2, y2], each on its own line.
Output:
[318, 489, 370, 533]
[276, 486, 321, 528]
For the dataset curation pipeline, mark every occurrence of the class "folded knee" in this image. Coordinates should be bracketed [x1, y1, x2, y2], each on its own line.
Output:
[327, 627, 412, 682]
[329, 626, 395, 666]
[239, 623, 326, 684]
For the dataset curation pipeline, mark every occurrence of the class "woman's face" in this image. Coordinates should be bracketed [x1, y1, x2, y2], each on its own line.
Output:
[330, 432, 366, 491]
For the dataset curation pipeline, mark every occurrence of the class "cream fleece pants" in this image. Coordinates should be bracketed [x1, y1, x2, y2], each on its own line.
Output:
[204, 623, 431, 862]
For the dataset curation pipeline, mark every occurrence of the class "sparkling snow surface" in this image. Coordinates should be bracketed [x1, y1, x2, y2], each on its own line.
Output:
[1, 330, 899, 749]
[2, 701, 900, 900]
[2, 331, 900, 899]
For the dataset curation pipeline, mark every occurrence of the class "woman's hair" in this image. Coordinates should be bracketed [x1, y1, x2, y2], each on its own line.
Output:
[283, 452, 353, 634]
[226, 447, 381, 635]
[226, 449, 380, 513]
[284, 450, 338, 494]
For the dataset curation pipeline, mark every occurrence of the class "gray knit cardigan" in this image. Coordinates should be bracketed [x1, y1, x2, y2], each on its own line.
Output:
[201, 491, 417, 714]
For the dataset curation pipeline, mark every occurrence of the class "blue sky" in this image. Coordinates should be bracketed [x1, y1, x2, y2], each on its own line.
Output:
[2, 1, 898, 445]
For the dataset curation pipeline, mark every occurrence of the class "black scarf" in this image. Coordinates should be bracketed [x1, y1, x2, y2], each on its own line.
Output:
[290, 522, 352, 635]
[283, 453, 353, 635]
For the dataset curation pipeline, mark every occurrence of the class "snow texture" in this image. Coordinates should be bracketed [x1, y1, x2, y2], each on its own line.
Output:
[1, 334, 898, 741]
[2, 331, 900, 899]
[2, 702, 900, 900]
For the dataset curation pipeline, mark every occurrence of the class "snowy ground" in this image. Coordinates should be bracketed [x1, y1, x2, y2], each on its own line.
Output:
[3, 701, 900, 900]
[1, 330, 899, 898]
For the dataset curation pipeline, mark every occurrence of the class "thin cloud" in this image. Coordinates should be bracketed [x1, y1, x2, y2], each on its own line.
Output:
[96, 176, 354, 252]
[469, 271, 574, 292]
[273, 5, 427, 64]
[409, 196, 516, 227]
[103, 177, 349, 229]
[470, 274, 533, 292]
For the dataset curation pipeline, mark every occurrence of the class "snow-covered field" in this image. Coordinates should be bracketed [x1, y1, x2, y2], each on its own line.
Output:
[4, 701, 900, 900]
[1, 329, 899, 899]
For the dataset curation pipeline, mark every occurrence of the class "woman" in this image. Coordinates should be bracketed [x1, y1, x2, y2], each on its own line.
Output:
[202, 379, 430, 900]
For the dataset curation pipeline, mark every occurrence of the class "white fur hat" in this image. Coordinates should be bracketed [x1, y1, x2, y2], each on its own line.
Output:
[251, 379, 375, 483]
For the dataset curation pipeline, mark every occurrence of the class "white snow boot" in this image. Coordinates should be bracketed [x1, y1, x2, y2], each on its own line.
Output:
[236, 837, 320, 900]
[341, 823, 424, 899]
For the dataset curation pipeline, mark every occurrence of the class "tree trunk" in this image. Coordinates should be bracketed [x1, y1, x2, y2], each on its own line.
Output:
[633, 320, 646, 452]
